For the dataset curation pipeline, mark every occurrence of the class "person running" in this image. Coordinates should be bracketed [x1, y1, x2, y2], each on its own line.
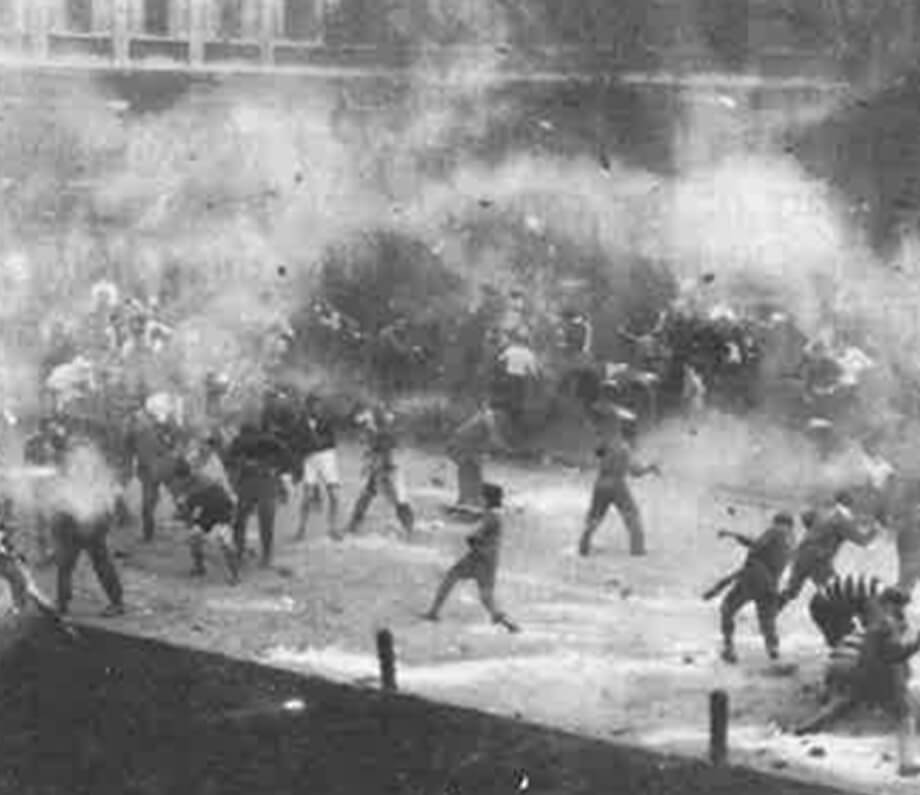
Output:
[704, 512, 796, 663]
[778, 490, 880, 611]
[423, 483, 518, 632]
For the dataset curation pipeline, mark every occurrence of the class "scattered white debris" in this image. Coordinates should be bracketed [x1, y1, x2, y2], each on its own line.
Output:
[206, 596, 298, 614]
[524, 215, 543, 234]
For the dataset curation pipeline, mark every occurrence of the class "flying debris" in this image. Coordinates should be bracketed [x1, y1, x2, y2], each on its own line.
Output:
[524, 215, 543, 234]
[599, 149, 612, 173]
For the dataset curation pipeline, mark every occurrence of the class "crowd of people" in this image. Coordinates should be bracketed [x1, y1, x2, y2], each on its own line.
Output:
[1, 273, 920, 777]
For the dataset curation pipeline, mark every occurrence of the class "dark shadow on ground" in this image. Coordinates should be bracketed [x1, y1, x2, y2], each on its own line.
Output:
[0, 612, 859, 795]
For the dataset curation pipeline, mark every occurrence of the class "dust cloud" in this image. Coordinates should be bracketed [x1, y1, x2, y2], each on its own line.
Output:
[0, 2, 915, 516]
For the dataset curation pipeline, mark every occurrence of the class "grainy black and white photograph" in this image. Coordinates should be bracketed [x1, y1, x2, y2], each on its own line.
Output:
[0, 1, 919, 793]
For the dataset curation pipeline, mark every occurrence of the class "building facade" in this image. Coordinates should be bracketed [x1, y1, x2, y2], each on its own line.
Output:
[0, 0, 914, 79]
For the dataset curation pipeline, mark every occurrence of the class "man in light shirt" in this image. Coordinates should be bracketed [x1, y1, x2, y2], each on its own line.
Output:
[497, 332, 539, 426]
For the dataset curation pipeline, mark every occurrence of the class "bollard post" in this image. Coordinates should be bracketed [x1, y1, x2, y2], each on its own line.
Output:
[709, 689, 729, 766]
[376, 629, 397, 692]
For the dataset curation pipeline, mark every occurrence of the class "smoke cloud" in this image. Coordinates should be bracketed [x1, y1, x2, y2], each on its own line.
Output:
[0, 2, 916, 515]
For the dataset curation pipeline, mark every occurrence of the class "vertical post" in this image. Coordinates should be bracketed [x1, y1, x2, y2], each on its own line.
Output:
[112, 0, 129, 65]
[376, 628, 397, 692]
[11, 0, 26, 55]
[312, 0, 325, 44]
[188, 0, 203, 65]
[709, 689, 729, 766]
[259, 0, 274, 66]
[30, 0, 51, 59]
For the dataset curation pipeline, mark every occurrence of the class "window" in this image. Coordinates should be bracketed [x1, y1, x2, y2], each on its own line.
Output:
[284, 0, 317, 40]
[0, 0, 15, 28]
[67, 0, 93, 32]
[144, 0, 169, 35]
[218, 0, 244, 39]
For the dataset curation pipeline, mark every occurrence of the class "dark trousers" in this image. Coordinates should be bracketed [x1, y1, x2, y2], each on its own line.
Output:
[452, 453, 484, 508]
[779, 551, 835, 609]
[53, 513, 123, 613]
[0, 555, 32, 610]
[721, 564, 780, 655]
[138, 469, 161, 542]
[428, 553, 504, 622]
[233, 471, 277, 566]
[579, 482, 645, 556]
[347, 467, 414, 534]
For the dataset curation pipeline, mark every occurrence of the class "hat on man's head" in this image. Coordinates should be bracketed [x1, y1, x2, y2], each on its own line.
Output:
[482, 482, 504, 507]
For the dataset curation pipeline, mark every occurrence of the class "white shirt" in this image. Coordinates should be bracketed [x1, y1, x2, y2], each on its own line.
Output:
[501, 345, 539, 377]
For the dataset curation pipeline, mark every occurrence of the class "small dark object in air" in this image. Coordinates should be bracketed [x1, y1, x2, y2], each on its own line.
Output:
[726, 506, 736, 516]
[599, 150, 611, 172]
[478, 198, 494, 208]
[277, 265, 287, 277]
[701, 272, 716, 284]
[294, 171, 303, 184]
[807, 746, 827, 758]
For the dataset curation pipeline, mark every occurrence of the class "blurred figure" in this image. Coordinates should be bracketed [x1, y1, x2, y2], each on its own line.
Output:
[0, 508, 57, 617]
[168, 458, 238, 584]
[51, 510, 124, 618]
[446, 402, 509, 512]
[423, 482, 518, 632]
[778, 490, 881, 611]
[578, 407, 660, 558]
[682, 363, 707, 416]
[204, 371, 231, 420]
[225, 422, 298, 568]
[45, 355, 96, 412]
[496, 332, 539, 427]
[124, 398, 186, 542]
[22, 417, 69, 566]
[896, 499, 920, 597]
[296, 394, 341, 541]
[375, 316, 414, 397]
[345, 405, 414, 537]
[795, 585, 920, 777]
[48, 439, 124, 617]
[558, 307, 593, 359]
[705, 512, 796, 663]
